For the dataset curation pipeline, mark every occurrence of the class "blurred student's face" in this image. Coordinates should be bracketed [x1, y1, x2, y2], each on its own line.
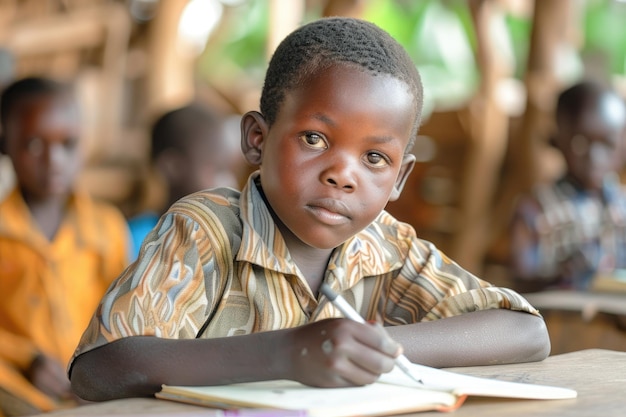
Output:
[175, 123, 244, 198]
[559, 92, 626, 191]
[4, 94, 82, 201]
[257, 64, 416, 250]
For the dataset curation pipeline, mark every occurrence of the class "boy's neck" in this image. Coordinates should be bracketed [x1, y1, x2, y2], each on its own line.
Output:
[23, 192, 69, 241]
[563, 174, 603, 198]
[275, 220, 333, 296]
[256, 182, 334, 294]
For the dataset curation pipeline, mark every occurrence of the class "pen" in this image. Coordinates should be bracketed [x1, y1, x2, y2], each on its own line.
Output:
[220, 409, 308, 417]
[319, 283, 424, 385]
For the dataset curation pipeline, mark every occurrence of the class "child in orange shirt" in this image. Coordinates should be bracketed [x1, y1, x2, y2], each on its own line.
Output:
[0, 77, 130, 415]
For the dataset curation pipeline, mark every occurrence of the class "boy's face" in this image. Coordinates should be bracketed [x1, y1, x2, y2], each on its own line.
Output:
[175, 122, 242, 196]
[558, 92, 626, 191]
[4, 94, 82, 201]
[255, 64, 416, 250]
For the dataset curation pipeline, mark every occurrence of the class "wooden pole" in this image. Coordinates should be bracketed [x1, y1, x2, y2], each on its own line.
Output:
[267, 0, 305, 58]
[448, 0, 513, 273]
[147, 0, 196, 117]
[486, 0, 576, 265]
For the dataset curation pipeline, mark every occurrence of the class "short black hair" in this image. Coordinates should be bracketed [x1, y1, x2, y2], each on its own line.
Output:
[260, 17, 423, 150]
[0, 76, 71, 130]
[556, 80, 617, 128]
[150, 103, 223, 161]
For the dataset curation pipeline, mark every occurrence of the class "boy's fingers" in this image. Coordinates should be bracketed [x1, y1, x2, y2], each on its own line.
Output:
[355, 321, 402, 357]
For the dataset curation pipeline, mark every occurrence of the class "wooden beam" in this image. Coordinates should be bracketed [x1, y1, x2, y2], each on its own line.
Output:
[486, 0, 576, 266]
[448, 0, 513, 273]
[146, 0, 196, 117]
[267, 0, 305, 58]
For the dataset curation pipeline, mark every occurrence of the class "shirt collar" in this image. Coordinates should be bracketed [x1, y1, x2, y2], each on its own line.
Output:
[0, 186, 109, 254]
[236, 172, 408, 286]
[236, 172, 301, 276]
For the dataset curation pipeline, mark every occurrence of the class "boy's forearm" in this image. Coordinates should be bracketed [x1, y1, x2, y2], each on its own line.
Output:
[386, 309, 550, 368]
[70, 330, 295, 401]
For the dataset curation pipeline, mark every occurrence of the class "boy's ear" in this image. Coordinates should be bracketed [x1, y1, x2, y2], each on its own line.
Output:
[241, 111, 269, 166]
[389, 153, 416, 202]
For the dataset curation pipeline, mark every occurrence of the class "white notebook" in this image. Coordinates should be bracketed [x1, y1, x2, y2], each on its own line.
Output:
[156, 361, 577, 417]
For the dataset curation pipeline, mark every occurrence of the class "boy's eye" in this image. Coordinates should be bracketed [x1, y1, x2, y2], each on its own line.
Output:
[64, 137, 79, 151]
[365, 152, 389, 167]
[570, 134, 589, 156]
[26, 137, 44, 156]
[299, 132, 327, 149]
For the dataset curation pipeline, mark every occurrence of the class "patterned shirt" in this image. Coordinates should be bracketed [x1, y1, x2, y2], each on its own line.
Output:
[513, 174, 626, 289]
[72, 173, 539, 365]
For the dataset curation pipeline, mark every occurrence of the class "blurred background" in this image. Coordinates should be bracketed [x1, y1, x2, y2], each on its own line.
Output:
[1, 0, 626, 282]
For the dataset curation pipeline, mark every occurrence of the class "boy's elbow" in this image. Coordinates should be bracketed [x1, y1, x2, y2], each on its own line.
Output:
[70, 354, 108, 402]
[523, 314, 551, 362]
[70, 340, 161, 401]
[70, 350, 139, 402]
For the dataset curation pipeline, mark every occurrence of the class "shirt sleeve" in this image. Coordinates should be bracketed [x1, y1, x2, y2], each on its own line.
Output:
[383, 237, 540, 325]
[99, 203, 133, 285]
[0, 328, 39, 371]
[509, 194, 557, 280]
[71, 208, 230, 363]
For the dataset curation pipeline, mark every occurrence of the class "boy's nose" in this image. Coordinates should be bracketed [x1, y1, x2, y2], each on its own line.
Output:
[320, 158, 357, 192]
[589, 142, 610, 165]
[48, 144, 65, 166]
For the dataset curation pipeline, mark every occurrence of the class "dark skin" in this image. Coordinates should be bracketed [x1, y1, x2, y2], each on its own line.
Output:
[155, 119, 244, 213]
[556, 91, 626, 192]
[3, 93, 82, 239]
[70, 64, 550, 402]
[26, 354, 75, 402]
[2, 92, 83, 401]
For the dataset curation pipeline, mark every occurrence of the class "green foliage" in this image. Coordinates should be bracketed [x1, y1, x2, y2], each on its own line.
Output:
[197, 0, 268, 79]
[197, 0, 626, 114]
[583, 0, 626, 76]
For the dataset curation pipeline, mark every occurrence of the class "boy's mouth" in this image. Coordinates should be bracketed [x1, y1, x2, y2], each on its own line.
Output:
[306, 199, 352, 225]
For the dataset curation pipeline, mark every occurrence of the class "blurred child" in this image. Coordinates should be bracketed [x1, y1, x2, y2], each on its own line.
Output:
[510, 80, 626, 291]
[128, 103, 245, 259]
[0, 77, 130, 415]
[70, 17, 549, 402]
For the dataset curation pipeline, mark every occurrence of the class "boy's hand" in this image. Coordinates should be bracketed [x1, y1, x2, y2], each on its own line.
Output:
[287, 318, 400, 387]
[27, 354, 74, 401]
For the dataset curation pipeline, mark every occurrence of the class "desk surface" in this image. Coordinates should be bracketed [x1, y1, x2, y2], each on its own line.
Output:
[523, 290, 626, 316]
[35, 349, 624, 417]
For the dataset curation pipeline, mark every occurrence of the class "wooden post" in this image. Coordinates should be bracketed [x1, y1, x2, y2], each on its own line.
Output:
[267, 0, 305, 58]
[146, 0, 196, 117]
[485, 0, 576, 266]
[448, 0, 513, 273]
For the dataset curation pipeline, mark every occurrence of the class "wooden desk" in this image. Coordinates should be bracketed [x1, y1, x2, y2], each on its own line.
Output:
[34, 349, 623, 417]
[524, 291, 626, 354]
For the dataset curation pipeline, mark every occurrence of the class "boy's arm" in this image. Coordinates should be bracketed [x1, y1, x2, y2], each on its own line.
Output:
[386, 309, 550, 368]
[70, 318, 402, 401]
[384, 232, 549, 367]
[0, 329, 73, 403]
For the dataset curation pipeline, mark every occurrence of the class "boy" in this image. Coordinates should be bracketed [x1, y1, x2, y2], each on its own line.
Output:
[70, 17, 550, 402]
[128, 103, 246, 260]
[0, 77, 130, 415]
[510, 80, 626, 291]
